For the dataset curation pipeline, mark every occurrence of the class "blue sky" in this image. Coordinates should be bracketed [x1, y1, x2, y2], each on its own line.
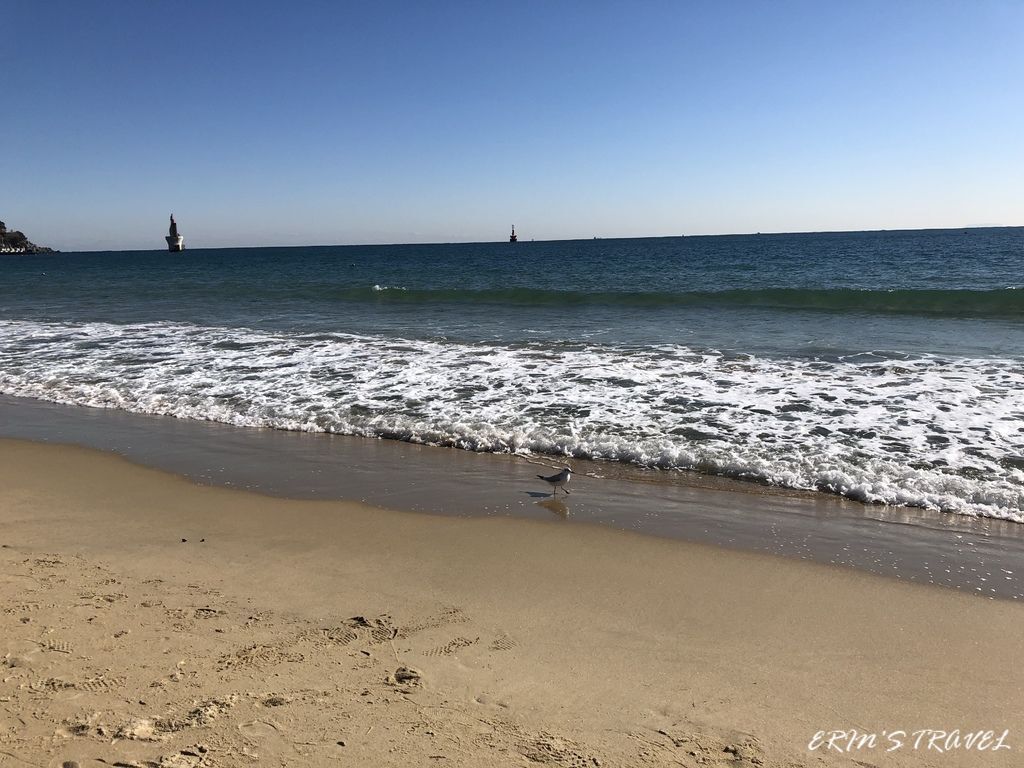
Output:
[3, 1, 1022, 250]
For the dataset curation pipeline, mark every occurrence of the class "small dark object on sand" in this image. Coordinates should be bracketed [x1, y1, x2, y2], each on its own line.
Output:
[390, 666, 423, 686]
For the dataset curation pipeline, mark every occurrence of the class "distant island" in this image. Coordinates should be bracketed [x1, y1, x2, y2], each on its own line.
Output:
[0, 219, 56, 254]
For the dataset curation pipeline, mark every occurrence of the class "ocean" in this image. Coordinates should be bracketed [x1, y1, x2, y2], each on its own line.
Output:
[1, 227, 1022, 522]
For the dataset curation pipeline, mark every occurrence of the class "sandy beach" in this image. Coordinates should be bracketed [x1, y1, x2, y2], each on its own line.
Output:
[8, 1, 1024, 765]
[1, 438, 1021, 768]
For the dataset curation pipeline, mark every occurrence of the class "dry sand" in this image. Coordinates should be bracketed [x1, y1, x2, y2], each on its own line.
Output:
[1, 438, 1021, 768]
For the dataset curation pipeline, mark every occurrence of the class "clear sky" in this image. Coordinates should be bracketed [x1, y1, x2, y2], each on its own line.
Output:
[4, 0, 1022, 250]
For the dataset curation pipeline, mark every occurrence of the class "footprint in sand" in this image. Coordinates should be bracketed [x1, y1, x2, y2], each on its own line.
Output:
[76, 675, 127, 693]
[489, 632, 517, 651]
[29, 675, 125, 695]
[320, 615, 397, 646]
[424, 636, 479, 657]
[397, 607, 469, 638]
[30, 677, 76, 693]
[44, 639, 73, 654]
[2, 601, 43, 615]
[30, 674, 68, 692]
[218, 642, 304, 670]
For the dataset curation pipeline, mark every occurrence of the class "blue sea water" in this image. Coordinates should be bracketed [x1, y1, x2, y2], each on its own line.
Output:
[1, 227, 1022, 520]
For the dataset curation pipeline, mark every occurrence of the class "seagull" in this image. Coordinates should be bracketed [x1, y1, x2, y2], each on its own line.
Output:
[537, 466, 572, 496]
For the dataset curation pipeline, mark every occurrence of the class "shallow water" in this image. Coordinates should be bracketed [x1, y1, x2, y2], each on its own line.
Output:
[1, 228, 1022, 521]
[2, 396, 1022, 601]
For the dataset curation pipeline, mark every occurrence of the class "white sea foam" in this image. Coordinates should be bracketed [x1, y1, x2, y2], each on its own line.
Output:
[0, 319, 1021, 522]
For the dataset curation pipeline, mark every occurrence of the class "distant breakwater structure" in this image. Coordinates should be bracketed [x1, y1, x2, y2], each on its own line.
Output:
[0, 219, 56, 254]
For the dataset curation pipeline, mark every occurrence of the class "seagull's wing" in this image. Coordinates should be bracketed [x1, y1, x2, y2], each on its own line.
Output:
[540, 471, 566, 482]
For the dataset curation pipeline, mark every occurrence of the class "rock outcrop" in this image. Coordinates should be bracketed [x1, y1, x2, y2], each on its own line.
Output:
[0, 219, 57, 253]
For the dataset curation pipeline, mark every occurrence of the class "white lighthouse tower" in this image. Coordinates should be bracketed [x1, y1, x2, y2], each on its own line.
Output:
[165, 214, 184, 252]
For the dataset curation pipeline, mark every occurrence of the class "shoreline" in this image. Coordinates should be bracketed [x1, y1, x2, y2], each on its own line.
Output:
[1, 394, 1023, 602]
[1, 439, 1022, 767]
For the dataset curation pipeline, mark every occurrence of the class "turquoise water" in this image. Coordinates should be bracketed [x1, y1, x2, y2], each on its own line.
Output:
[1, 227, 1022, 520]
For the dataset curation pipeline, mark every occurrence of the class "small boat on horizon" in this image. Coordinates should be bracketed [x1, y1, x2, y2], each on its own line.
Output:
[509, 226, 518, 243]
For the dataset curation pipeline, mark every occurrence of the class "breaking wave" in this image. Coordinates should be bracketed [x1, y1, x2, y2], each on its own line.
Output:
[0, 319, 1021, 522]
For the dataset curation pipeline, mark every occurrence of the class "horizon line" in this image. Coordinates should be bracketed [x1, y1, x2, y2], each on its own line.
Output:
[39, 223, 1024, 254]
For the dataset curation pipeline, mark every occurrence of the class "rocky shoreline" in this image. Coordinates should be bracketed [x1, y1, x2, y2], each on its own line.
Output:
[0, 218, 57, 253]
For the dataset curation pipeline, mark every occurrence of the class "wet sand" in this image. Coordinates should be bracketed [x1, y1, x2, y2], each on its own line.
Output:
[2, 395, 1023, 601]
[1, 438, 1022, 767]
